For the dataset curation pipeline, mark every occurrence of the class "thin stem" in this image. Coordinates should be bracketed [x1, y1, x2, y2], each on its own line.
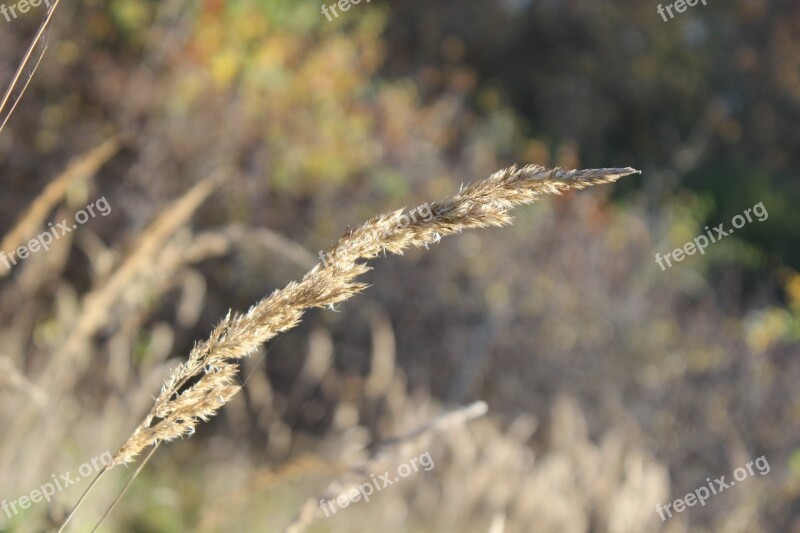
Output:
[0, 0, 62, 136]
[92, 443, 160, 533]
[56, 463, 108, 533]
[0, 39, 48, 136]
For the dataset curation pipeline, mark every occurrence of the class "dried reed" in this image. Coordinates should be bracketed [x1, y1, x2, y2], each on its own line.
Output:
[112, 164, 637, 466]
[59, 163, 638, 530]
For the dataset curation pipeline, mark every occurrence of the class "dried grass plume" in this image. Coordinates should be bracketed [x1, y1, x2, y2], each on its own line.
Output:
[111, 164, 639, 467]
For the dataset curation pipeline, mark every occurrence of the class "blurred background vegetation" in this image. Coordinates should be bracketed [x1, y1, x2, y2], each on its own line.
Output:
[0, 0, 798, 531]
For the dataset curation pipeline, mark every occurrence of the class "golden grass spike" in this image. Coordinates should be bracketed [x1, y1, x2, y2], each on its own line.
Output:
[57, 164, 637, 530]
[111, 164, 638, 467]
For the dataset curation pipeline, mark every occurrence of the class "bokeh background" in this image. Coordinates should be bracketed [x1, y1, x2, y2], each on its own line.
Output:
[0, 0, 798, 531]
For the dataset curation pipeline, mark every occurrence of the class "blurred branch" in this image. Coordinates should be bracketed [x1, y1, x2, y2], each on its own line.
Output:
[0, 355, 46, 407]
[222, 224, 318, 269]
[286, 401, 489, 533]
[0, 137, 119, 278]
